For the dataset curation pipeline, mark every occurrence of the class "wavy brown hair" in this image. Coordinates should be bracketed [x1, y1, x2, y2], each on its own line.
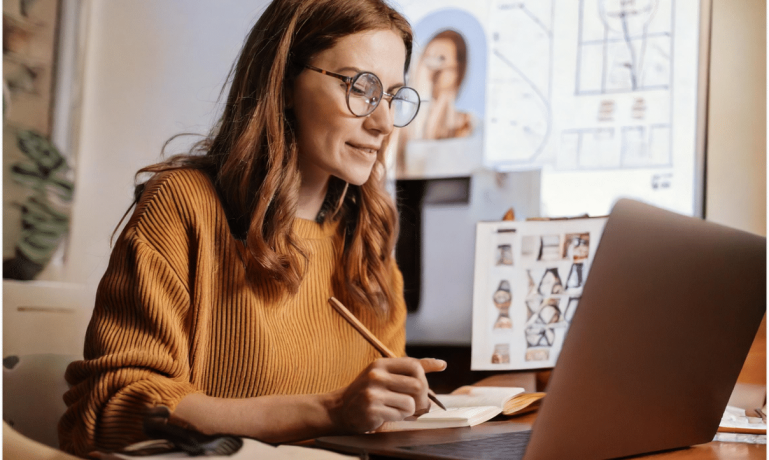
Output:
[123, 0, 411, 313]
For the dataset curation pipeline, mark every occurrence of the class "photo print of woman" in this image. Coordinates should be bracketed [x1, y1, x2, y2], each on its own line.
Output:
[392, 7, 487, 180]
[411, 30, 473, 140]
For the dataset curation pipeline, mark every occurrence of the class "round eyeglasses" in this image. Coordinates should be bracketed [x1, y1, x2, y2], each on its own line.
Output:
[304, 65, 421, 128]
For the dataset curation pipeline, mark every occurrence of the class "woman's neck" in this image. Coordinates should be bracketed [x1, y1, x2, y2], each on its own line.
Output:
[296, 172, 329, 221]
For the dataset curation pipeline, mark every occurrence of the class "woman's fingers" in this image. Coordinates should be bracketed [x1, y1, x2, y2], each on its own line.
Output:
[382, 371, 426, 395]
[333, 357, 450, 433]
[378, 372, 429, 412]
[378, 389, 417, 417]
[371, 358, 445, 415]
[371, 357, 446, 378]
[419, 358, 448, 374]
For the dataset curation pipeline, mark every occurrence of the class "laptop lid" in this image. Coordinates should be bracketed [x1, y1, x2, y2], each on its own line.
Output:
[523, 198, 766, 459]
[317, 199, 766, 460]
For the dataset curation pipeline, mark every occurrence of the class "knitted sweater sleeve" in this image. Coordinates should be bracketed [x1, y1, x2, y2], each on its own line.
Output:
[58, 175, 202, 456]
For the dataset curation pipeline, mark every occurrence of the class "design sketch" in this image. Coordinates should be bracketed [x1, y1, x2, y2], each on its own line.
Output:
[472, 218, 608, 370]
[401, 0, 702, 217]
[563, 233, 591, 260]
[537, 268, 564, 295]
[564, 296, 580, 322]
[525, 348, 549, 362]
[496, 244, 513, 265]
[558, 124, 671, 170]
[521, 235, 565, 263]
[493, 280, 513, 329]
[577, 0, 671, 94]
[566, 263, 585, 290]
[525, 297, 566, 361]
[485, 0, 553, 166]
[491, 343, 511, 364]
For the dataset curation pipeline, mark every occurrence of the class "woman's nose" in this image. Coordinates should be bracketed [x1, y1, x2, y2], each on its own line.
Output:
[363, 97, 395, 135]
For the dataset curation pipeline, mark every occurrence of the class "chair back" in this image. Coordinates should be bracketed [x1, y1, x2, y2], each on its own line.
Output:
[3, 353, 81, 448]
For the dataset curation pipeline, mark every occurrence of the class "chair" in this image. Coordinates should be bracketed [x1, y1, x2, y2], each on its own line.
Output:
[3, 421, 81, 460]
[3, 353, 81, 449]
[2, 280, 90, 449]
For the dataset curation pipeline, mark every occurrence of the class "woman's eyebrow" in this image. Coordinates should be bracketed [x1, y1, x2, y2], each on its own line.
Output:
[336, 66, 362, 75]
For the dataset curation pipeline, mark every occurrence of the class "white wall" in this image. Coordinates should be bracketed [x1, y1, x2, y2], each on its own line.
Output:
[64, 0, 270, 288]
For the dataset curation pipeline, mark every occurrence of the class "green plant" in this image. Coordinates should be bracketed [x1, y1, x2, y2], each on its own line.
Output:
[4, 129, 74, 280]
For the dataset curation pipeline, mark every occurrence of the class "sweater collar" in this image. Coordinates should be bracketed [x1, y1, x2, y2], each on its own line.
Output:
[292, 217, 338, 240]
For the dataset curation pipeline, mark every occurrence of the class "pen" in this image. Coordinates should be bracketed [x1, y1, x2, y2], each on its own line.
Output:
[328, 297, 447, 411]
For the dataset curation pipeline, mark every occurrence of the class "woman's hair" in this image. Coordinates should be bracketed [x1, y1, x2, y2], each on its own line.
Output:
[128, 0, 413, 313]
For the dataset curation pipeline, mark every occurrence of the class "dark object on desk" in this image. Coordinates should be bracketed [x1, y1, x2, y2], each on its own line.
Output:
[131, 407, 243, 457]
[401, 430, 530, 459]
[317, 198, 766, 460]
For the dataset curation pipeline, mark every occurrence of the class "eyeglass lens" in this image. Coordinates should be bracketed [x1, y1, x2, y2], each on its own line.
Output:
[348, 73, 383, 116]
[392, 87, 419, 128]
[348, 72, 419, 127]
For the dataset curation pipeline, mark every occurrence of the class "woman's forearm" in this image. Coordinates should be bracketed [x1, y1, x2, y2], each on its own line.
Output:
[173, 390, 344, 444]
[171, 358, 446, 443]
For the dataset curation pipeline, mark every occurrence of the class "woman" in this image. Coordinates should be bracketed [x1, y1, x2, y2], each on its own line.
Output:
[58, 0, 445, 455]
[415, 30, 474, 140]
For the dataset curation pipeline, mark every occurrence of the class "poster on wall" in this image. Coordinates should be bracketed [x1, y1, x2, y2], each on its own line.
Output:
[393, 0, 707, 217]
[394, 0, 489, 179]
[470, 217, 607, 370]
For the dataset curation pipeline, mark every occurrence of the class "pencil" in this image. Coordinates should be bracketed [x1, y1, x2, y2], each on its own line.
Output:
[328, 296, 447, 411]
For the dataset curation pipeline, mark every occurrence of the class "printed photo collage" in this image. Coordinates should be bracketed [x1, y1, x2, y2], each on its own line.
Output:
[471, 217, 607, 370]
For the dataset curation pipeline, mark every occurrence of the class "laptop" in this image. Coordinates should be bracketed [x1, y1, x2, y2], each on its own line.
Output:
[317, 198, 766, 460]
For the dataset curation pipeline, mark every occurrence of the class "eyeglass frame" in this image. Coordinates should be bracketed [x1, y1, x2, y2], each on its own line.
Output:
[303, 64, 420, 127]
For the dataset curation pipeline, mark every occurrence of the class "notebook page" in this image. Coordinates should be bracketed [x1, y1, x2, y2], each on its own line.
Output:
[420, 406, 502, 422]
[377, 406, 502, 432]
[439, 387, 524, 409]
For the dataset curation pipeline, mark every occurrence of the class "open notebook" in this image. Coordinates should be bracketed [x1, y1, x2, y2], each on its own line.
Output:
[377, 386, 545, 432]
[719, 406, 767, 434]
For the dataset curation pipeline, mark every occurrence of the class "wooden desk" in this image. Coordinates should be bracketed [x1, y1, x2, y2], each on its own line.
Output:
[635, 441, 765, 459]
[363, 412, 766, 460]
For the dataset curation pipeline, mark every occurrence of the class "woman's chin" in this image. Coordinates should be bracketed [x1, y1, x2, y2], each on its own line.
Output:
[335, 168, 374, 187]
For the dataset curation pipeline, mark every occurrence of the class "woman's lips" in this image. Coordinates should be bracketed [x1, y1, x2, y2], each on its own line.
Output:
[347, 143, 379, 155]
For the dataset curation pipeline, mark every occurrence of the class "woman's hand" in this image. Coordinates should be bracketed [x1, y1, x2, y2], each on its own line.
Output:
[326, 357, 447, 433]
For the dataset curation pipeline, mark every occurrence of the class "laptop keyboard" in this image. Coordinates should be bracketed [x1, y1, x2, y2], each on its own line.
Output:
[399, 430, 532, 460]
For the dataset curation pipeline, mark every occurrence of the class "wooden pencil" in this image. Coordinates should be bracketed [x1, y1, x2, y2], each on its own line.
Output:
[328, 297, 447, 411]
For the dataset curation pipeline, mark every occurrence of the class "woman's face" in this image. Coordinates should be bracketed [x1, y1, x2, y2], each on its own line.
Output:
[422, 37, 459, 93]
[292, 29, 407, 187]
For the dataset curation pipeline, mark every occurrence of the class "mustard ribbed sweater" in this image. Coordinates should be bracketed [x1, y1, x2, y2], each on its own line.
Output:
[58, 169, 407, 456]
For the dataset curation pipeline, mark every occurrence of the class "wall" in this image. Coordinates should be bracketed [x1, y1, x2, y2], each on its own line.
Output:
[705, 0, 766, 236]
[63, 0, 271, 288]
